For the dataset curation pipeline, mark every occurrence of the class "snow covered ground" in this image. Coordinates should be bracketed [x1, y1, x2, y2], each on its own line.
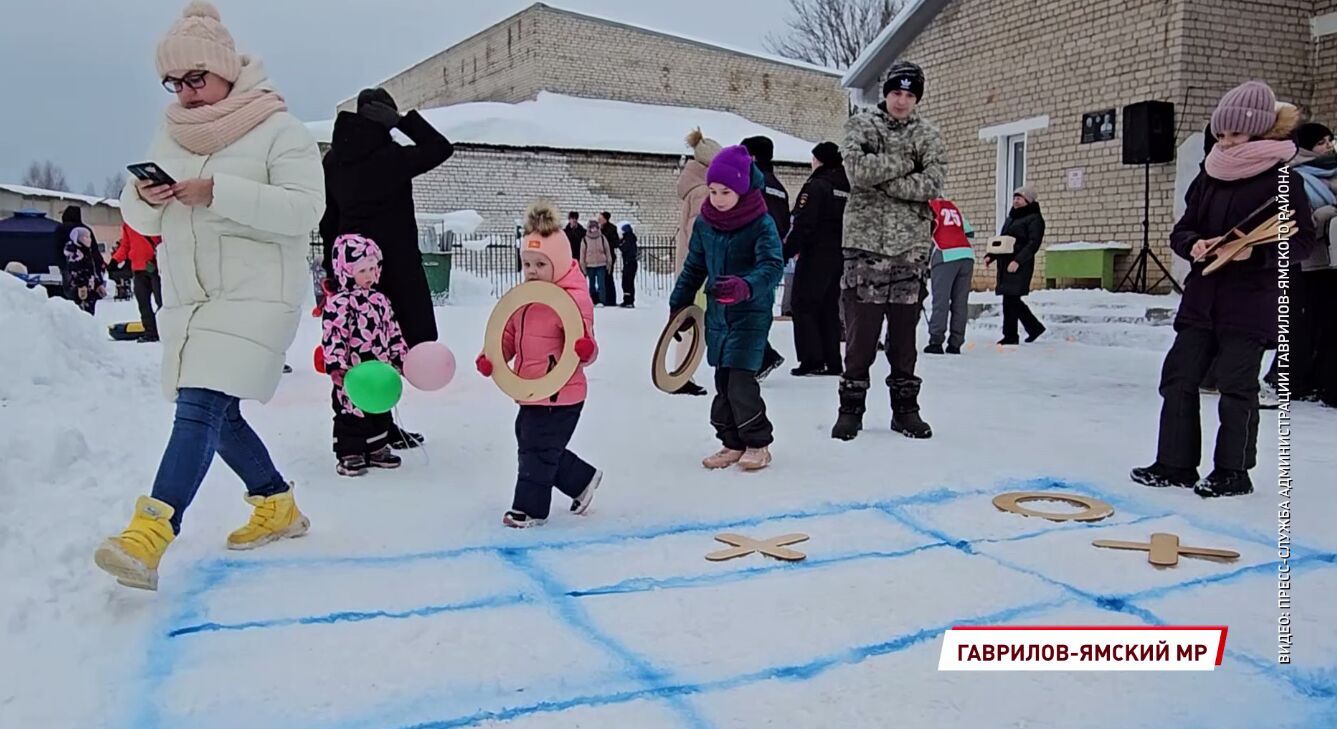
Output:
[2, 275, 1335, 729]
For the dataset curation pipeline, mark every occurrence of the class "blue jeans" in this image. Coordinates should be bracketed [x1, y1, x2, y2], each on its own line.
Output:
[150, 388, 289, 533]
[586, 266, 606, 303]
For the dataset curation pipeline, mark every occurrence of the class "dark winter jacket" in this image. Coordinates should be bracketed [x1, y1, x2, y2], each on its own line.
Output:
[620, 228, 639, 262]
[54, 206, 97, 276]
[600, 221, 620, 266]
[757, 164, 791, 241]
[1171, 163, 1315, 344]
[322, 235, 408, 416]
[670, 168, 784, 371]
[63, 228, 106, 302]
[564, 222, 586, 262]
[987, 202, 1044, 297]
[784, 164, 849, 262]
[319, 110, 454, 347]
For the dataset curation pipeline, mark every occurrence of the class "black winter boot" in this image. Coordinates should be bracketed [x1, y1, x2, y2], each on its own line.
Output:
[1194, 469, 1254, 498]
[1130, 462, 1199, 489]
[831, 379, 868, 441]
[889, 376, 932, 439]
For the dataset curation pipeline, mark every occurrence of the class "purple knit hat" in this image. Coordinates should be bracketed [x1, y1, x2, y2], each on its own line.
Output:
[706, 145, 754, 196]
[1211, 81, 1277, 138]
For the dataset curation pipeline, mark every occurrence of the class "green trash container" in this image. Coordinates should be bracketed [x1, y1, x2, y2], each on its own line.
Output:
[421, 251, 452, 304]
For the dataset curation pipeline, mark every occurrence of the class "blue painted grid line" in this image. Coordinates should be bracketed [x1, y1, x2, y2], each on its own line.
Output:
[877, 497, 1337, 703]
[566, 512, 1169, 600]
[168, 593, 533, 638]
[193, 483, 1032, 576]
[138, 477, 1337, 729]
[496, 547, 716, 729]
[386, 596, 1073, 729]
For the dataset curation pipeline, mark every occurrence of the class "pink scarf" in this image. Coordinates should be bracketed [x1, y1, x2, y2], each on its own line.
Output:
[165, 89, 288, 155]
[1205, 140, 1297, 181]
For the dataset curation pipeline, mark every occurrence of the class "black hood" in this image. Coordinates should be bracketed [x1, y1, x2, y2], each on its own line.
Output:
[331, 111, 394, 164]
[61, 205, 82, 224]
[740, 135, 775, 170]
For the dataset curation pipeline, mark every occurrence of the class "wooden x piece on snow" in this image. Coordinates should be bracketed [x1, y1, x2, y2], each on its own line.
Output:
[1092, 533, 1240, 567]
[705, 533, 809, 562]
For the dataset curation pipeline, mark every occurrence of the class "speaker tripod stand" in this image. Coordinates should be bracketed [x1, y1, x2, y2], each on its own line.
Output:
[1117, 161, 1182, 294]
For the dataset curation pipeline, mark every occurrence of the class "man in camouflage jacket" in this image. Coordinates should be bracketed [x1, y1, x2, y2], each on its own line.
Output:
[832, 59, 947, 442]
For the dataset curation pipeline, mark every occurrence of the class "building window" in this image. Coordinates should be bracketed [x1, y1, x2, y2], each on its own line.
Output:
[979, 115, 1047, 230]
[997, 133, 1027, 228]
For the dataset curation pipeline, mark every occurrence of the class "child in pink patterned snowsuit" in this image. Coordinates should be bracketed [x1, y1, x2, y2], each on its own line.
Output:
[322, 234, 409, 477]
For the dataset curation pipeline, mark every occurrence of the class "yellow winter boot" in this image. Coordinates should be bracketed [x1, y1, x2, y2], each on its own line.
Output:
[227, 487, 310, 550]
[94, 496, 176, 591]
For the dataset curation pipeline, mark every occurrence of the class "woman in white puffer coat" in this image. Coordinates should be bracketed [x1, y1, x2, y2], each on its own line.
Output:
[95, 1, 325, 591]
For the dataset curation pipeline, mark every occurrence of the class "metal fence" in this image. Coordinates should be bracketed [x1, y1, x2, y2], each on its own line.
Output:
[308, 231, 681, 301]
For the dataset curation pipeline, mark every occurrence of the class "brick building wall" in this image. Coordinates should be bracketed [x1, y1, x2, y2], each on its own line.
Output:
[893, 0, 1316, 292]
[339, 4, 849, 145]
[410, 145, 809, 240]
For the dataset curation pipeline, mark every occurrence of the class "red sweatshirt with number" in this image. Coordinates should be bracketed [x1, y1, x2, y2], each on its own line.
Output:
[929, 199, 974, 265]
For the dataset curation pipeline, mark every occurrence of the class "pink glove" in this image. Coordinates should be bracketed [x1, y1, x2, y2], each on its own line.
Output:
[574, 337, 595, 361]
[712, 275, 751, 305]
[476, 353, 493, 377]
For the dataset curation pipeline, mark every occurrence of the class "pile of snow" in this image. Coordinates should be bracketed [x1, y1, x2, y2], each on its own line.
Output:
[0, 275, 155, 405]
[0, 280, 167, 727]
[417, 210, 484, 236]
[308, 92, 818, 163]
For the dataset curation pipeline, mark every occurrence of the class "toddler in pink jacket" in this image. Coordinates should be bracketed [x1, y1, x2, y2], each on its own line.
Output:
[323, 234, 408, 477]
[476, 201, 601, 528]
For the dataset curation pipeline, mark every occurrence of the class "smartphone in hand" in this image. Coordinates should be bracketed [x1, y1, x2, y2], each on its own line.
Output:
[126, 162, 177, 187]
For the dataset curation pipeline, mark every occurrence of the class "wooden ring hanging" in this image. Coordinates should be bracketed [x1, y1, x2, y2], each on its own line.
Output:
[484, 281, 583, 402]
[652, 305, 706, 394]
[992, 492, 1114, 522]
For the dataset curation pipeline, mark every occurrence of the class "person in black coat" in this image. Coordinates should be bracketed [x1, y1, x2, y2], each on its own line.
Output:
[786, 141, 849, 376]
[985, 186, 1046, 344]
[564, 211, 585, 262]
[319, 87, 454, 447]
[597, 211, 620, 306]
[741, 135, 790, 379]
[54, 205, 97, 283]
[1132, 81, 1314, 498]
[618, 222, 638, 307]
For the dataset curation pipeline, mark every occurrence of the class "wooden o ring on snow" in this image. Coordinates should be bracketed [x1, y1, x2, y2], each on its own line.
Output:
[992, 492, 1114, 522]
[484, 280, 583, 402]
[652, 305, 706, 394]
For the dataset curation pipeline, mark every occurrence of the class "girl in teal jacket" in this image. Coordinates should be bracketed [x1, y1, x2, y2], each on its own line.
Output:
[670, 145, 783, 471]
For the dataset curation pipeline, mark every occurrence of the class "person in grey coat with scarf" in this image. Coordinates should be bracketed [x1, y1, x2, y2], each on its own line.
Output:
[985, 185, 1046, 344]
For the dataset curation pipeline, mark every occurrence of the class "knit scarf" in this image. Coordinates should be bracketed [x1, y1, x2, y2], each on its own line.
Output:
[1204, 140, 1297, 181]
[699, 188, 767, 232]
[165, 89, 288, 155]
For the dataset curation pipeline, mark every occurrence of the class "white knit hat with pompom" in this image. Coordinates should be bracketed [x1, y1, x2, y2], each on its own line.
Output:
[155, 1, 242, 83]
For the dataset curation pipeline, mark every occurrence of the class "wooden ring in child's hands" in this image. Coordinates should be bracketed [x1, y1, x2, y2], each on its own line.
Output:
[652, 305, 705, 394]
[483, 281, 584, 402]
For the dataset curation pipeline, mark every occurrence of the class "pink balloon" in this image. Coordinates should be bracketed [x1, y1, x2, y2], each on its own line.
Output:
[403, 342, 456, 391]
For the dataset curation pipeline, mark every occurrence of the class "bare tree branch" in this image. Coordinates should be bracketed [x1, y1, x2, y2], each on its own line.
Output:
[763, 0, 902, 68]
[21, 161, 71, 192]
[103, 174, 126, 199]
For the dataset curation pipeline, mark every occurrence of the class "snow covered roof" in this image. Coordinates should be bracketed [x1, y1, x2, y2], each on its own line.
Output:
[0, 184, 120, 209]
[308, 92, 819, 164]
[841, 0, 951, 92]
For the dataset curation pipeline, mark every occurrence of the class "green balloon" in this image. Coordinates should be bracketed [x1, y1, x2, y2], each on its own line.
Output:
[344, 360, 402, 414]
